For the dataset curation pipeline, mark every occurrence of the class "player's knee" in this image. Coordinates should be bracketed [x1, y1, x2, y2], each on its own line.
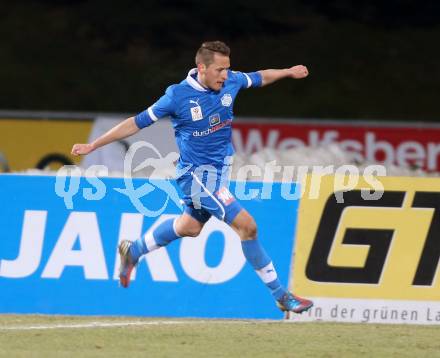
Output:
[178, 224, 203, 238]
[184, 227, 203, 237]
[175, 214, 204, 238]
[231, 210, 258, 240]
[247, 221, 258, 239]
[241, 220, 257, 240]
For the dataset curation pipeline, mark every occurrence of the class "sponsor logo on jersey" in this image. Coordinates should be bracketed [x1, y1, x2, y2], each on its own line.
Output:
[209, 114, 221, 127]
[192, 120, 232, 137]
[221, 93, 232, 107]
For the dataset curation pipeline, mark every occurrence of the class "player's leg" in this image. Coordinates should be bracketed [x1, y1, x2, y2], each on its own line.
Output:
[191, 177, 313, 313]
[119, 168, 213, 287]
[122, 167, 212, 264]
[230, 209, 313, 314]
[118, 212, 206, 288]
[130, 212, 204, 258]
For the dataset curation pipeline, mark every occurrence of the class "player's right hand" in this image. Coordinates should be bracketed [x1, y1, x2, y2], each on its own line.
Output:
[71, 143, 94, 156]
[289, 65, 309, 79]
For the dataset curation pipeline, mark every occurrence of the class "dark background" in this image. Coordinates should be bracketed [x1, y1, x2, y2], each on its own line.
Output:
[1, 1, 439, 121]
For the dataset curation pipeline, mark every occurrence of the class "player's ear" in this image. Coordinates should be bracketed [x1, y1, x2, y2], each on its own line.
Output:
[197, 62, 206, 73]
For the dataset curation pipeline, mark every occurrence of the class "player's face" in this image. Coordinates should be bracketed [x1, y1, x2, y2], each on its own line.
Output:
[199, 54, 230, 91]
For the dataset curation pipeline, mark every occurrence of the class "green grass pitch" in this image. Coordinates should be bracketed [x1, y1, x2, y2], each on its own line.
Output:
[0, 315, 439, 357]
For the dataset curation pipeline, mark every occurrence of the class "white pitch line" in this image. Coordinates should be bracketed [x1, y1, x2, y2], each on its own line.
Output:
[0, 319, 268, 331]
[0, 320, 202, 331]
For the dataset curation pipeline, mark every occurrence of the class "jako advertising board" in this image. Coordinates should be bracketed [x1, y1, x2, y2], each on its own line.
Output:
[0, 175, 298, 319]
[291, 175, 440, 324]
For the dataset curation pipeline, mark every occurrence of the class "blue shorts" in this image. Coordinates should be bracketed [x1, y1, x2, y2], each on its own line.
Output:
[176, 165, 242, 225]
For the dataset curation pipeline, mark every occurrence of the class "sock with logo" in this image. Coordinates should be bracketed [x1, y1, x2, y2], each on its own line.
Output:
[129, 218, 181, 261]
[241, 239, 287, 300]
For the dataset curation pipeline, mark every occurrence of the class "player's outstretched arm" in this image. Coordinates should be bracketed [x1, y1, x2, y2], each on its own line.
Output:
[259, 65, 309, 87]
[71, 116, 140, 156]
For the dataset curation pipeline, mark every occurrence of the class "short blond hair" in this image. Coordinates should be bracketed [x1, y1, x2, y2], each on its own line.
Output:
[195, 41, 230, 66]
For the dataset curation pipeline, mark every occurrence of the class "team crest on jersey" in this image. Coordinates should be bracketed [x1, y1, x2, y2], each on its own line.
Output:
[216, 187, 235, 206]
[221, 93, 232, 107]
[190, 105, 203, 121]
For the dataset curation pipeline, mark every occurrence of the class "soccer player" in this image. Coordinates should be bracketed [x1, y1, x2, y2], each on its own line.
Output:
[72, 41, 313, 314]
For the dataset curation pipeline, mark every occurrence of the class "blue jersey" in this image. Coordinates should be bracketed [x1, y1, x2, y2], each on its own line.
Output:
[135, 68, 262, 170]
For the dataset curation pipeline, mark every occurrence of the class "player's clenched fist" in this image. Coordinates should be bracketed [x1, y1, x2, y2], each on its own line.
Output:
[71, 143, 94, 156]
[289, 65, 309, 79]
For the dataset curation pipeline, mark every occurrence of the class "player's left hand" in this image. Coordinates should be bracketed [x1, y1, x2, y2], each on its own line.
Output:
[288, 65, 309, 79]
[71, 143, 94, 156]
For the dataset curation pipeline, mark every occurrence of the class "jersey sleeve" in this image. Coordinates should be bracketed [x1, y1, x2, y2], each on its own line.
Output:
[232, 71, 263, 90]
[134, 85, 177, 129]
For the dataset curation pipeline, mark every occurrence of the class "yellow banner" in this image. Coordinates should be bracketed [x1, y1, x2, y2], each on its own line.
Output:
[292, 174, 440, 301]
[0, 119, 92, 171]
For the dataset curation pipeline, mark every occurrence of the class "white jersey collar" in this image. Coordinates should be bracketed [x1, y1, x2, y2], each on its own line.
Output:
[186, 68, 208, 92]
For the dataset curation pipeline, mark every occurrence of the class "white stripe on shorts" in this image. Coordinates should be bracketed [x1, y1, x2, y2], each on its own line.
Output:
[191, 172, 226, 220]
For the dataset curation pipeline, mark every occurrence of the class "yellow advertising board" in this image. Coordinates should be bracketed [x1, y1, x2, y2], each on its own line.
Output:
[292, 175, 440, 301]
[0, 118, 92, 171]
